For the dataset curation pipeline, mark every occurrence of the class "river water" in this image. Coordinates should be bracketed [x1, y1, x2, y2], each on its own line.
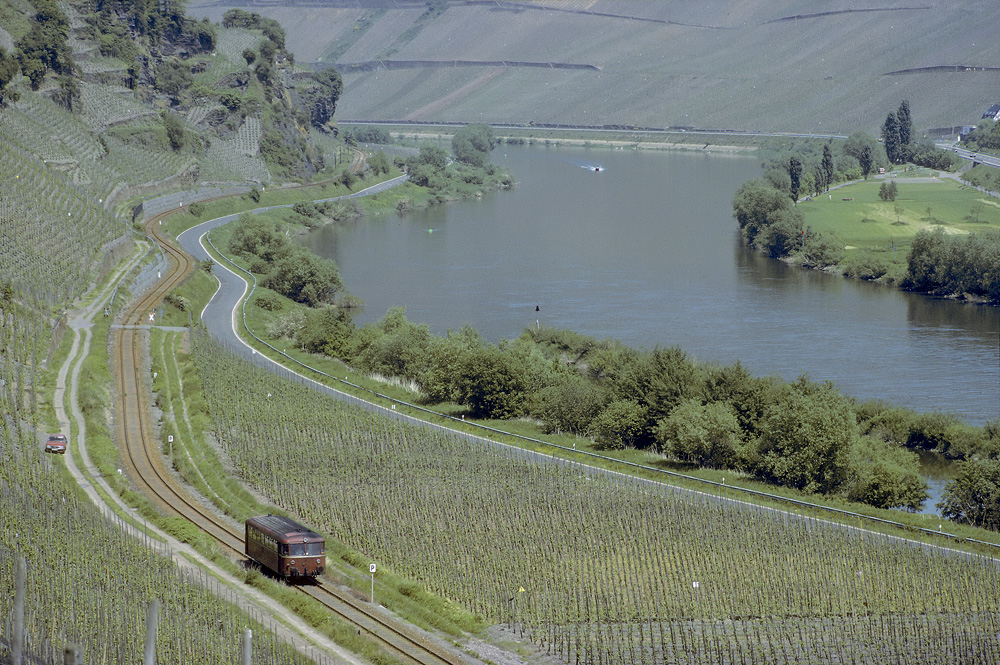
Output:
[303, 144, 1000, 429]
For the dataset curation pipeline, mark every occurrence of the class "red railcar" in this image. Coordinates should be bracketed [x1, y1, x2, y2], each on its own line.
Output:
[245, 515, 326, 579]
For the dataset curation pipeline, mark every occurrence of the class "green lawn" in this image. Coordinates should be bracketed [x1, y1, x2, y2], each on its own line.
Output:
[800, 176, 1000, 261]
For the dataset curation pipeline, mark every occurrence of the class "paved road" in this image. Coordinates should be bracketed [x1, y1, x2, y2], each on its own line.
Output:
[953, 145, 1000, 169]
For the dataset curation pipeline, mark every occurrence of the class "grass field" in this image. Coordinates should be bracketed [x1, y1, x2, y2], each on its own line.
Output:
[799, 174, 1000, 266]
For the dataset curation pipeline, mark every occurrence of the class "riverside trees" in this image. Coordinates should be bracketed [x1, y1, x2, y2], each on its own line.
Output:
[451, 123, 496, 167]
[269, 288, 945, 511]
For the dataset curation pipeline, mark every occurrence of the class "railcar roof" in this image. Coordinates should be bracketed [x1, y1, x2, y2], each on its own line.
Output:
[246, 514, 324, 542]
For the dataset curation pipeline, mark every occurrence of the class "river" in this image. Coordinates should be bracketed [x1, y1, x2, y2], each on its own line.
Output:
[303, 143, 1000, 429]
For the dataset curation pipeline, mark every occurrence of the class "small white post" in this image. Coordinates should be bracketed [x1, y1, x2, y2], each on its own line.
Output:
[13, 556, 25, 665]
[143, 599, 160, 665]
[242, 629, 252, 665]
[370, 562, 376, 603]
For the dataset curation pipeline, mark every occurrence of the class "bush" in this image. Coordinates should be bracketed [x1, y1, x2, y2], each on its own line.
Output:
[845, 436, 927, 510]
[801, 232, 843, 268]
[843, 251, 888, 280]
[164, 292, 190, 312]
[655, 399, 743, 469]
[589, 400, 647, 450]
[154, 60, 193, 96]
[939, 458, 1000, 530]
[254, 292, 283, 311]
[748, 382, 858, 494]
[452, 124, 496, 167]
[347, 126, 391, 144]
[530, 376, 606, 435]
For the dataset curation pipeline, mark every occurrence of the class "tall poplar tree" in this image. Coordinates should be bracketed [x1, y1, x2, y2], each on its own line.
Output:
[859, 144, 874, 179]
[821, 144, 834, 191]
[788, 156, 803, 202]
[896, 100, 914, 162]
[882, 111, 901, 163]
[897, 100, 913, 147]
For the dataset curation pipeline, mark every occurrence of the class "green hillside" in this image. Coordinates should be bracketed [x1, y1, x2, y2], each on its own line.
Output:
[188, 0, 1000, 135]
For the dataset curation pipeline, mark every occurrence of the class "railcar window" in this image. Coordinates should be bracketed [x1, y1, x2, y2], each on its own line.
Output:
[288, 543, 306, 556]
[306, 542, 324, 556]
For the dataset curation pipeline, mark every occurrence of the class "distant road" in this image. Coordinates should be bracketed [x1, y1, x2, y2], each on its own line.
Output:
[952, 145, 1000, 169]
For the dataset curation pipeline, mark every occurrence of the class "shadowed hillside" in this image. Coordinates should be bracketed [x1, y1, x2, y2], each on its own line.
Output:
[187, 0, 1000, 135]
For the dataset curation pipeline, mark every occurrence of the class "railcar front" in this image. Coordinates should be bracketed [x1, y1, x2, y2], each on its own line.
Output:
[245, 515, 326, 579]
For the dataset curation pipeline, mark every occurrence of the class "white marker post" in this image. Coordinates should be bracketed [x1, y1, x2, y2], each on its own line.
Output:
[369, 563, 376, 604]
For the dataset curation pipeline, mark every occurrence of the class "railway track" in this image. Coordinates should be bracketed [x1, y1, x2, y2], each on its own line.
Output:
[110, 177, 479, 665]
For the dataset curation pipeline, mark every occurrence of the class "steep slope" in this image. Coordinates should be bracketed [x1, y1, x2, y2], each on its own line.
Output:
[188, 0, 1000, 134]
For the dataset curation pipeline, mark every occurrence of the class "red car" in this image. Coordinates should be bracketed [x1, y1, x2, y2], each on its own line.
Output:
[45, 434, 67, 454]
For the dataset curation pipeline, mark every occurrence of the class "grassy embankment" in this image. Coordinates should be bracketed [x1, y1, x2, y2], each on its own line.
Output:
[796, 170, 1000, 281]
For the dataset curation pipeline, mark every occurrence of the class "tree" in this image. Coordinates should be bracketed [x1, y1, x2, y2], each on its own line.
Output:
[589, 400, 647, 450]
[844, 131, 883, 176]
[611, 345, 702, 444]
[452, 123, 497, 167]
[154, 60, 193, 97]
[219, 92, 242, 113]
[878, 181, 897, 202]
[821, 144, 834, 192]
[264, 247, 344, 307]
[896, 100, 913, 151]
[412, 143, 449, 170]
[754, 207, 804, 258]
[846, 436, 927, 510]
[812, 166, 825, 196]
[702, 362, 783, 440]
[904, 228, 947, 291]
[656, 399, 743, 469]
[731, 179, 792, 245]
[531, 375, 606, 435]
[419, 325, 484, 403]
[162, 111, 185, 151]
[859, 144, 874, 180]
[939, 458, 1000, 530]
[367, 151, 391, 176]
[0, 46, 21, 105]
[297, 306, 355, 359]
[242, 48, 256, 65]
[882, 111, 902, 164]
[228, 214, 290, 265]
[788, 156, 803, 202]
[453, 345, 529, 419]
[970, 201, 985, 223]
[15, 0, 72, 90]
[749, 381, 858, 494]
[354, 308, 433, 380]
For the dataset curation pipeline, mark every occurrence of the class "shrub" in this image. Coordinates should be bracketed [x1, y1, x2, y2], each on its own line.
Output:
[589, 400, 647, 449]
[655, 399, 743, 469]
[254, 291, 283, 311]
[164, 292, 190, 312]
[842, 251, 888, 280]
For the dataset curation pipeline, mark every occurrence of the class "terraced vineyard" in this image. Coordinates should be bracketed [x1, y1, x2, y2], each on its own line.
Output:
[0, 376, 324, 664]
[0, 141, 127, 304]
[193, 329, 1000, 664]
